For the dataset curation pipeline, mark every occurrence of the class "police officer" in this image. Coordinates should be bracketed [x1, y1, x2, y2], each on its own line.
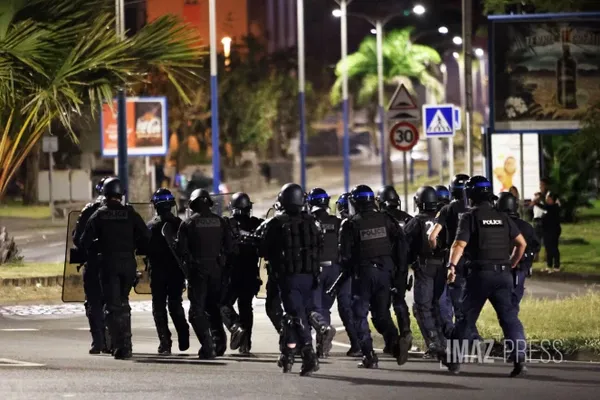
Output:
[340, 185, 408, 368]
[307, 187, 358, 358]
[496, 192, 541, 311]
[258, 183, 322, 376]
[404, 186, 447, 360]
[80, 177, 150, 360]
[447, 176, 528, 377]
[435, 185, 451, 210]
[375, 185, 412, 362]
[146, 188, 190, 355]
[336, 193, 350, 219]
[177, 189, 235, 359]
[72, 176, 110, 354]
[428, 174, 471, 336]
[220, 192, 263, 354]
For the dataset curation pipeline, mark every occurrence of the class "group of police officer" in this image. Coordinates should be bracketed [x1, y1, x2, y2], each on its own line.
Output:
[72, 171, 538, 378]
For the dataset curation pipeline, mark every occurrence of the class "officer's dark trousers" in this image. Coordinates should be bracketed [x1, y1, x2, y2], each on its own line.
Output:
[221, 268, 257, 348]
[83, 260, 106, 348]
[512, 266, 528, 313]
[278, 274, 314, 346]
[100, 256, 137, 352]
[453, 267, 526, 363]
[439, 259, 480, 339]
[150, 265, 188, 346]
[352, 263, 398, 354]
[187, 268, 224, 352]
[313, 264, 359, 348]
[265, 275, 284, 332]
[413, 259, 447, 347]
[543, 231, 561, 269]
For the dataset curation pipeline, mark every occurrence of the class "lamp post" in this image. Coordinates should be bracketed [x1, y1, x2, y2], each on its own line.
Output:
[114, 0, 128, 200]
[298, 0, 307, 189]
[209, 0, 221, 195]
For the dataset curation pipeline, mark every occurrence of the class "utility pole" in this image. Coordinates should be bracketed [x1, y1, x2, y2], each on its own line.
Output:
[115, 0, 128, 200]
[462, 0, 474, 175]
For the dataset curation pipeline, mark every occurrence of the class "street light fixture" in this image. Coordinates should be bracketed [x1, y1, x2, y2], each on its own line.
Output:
[453, 36, 462, 45]
[332, 9, 342, 18]
[370, 28, 376, 34]
[453, 51, 459, 59]
[438, 26, 448, 34]
[412, 4, 426, 15]
[475, 48, 484, 57]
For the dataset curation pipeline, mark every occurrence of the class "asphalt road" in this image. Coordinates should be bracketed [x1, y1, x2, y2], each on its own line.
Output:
[1, 297, 599, 400]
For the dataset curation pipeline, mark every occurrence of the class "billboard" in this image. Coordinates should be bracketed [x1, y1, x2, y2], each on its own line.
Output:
[101, 97, 168, 157]
[491, 133, 540, 200]
[490, 14, 600, 132]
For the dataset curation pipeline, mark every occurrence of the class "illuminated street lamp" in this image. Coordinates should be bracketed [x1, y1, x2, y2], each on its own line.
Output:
[453, 51, 459, 59]
[475, 47, 484, 57]
[453, 36, 462, 45]
[221, 36, 232, 67]
[412, 4, 426, 15]
[332, 9, 342, 17]
[438, 26, 448, 34]
[370, 28, 376, 34]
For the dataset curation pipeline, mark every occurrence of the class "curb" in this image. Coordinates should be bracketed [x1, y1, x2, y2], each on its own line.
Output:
[0, 275, 65, 288]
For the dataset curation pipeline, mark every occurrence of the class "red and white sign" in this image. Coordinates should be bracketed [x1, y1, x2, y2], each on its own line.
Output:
[389, 121, 419, 152]
[387, 83, 420, 121]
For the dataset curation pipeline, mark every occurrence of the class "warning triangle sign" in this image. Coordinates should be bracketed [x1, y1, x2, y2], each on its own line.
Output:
[426, 110, 452, 132]
[388, 84, 418, 111]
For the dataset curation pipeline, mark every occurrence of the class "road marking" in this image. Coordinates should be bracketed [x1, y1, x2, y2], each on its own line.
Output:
[0, 358, 45, 367]
[0, 328, 39, 332]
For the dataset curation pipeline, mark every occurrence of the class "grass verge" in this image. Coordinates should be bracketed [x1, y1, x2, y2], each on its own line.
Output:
[0, 262, 63, 279]
[0, 202, 51, 219]
[533, 200, 600, 275]
[0, 285, 151, 306]
[389, 291, 600, 357]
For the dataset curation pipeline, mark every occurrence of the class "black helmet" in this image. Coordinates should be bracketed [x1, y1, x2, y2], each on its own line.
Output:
[449, 174, 470, 199]
[414, 186, 438, 211]
[102, 177, 124, 198]
[376, 185, 400, 208]
[95, 176, 111, 196]
[307, 187, 330, 209]
[229, 192, 253, 216]
[465, 176, 496, 203]
[336, 193, 350, 217]
[497, 192, 518, 215]
[151, 188, 175, 212]
[435, 185, 450, 204]
[189, 188, 213, 210]
[349, 185, 375, 213]
[277, 183, 305, 213]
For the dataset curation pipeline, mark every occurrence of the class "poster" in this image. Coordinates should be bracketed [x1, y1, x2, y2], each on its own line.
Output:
[491, 133, 540, 200]
[491, 15, 600, 131]
[101, 97, 168, 156]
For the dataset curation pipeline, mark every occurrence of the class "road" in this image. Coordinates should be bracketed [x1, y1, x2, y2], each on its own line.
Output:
[1, 297, 599, 400]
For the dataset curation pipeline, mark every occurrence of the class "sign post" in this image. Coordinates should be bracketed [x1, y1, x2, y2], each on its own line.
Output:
[423, 104, 456, 184]
[42, 136, 58, 222]
[389, 121, 419, 212]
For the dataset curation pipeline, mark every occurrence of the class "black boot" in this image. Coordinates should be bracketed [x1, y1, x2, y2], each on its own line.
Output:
[177, 331, 190, 352]
[238, 333, 251, 355]
[229, 323, 245, 351]
[299, 345, 319, 377]
[346, 343, 362, 357]
[211, 328, 227, 356]
[358, 350, 379, 369]
[316, 326, 336, 358]
[198, 330, 217, 360]
[510, 362, 528, 377]
[169, 307, 190, 352]
[278, 347, 295, 373]
[158, 341, 172, 355]
[397, 332, 413, 366]
[103, 324, 113, 354]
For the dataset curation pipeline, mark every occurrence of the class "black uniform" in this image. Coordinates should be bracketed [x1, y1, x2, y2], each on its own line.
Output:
[221, 213, 263, 353]
[177, 204, 234, 359]
[81, 199, 150, 359]
[73, 195, 108, 354]
[147, 212, 189, 354]
[511, 217, 540, 309]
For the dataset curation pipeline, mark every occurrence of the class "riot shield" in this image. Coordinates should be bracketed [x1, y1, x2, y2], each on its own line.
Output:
[62, 210, 85, 302]
[256, 207, 275, 299]
[132, 202, 155, 295]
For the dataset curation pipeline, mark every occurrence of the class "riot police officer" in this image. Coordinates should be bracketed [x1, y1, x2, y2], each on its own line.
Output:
[220, 192, 264, 354]
[496, 192, 540, 311]
[376, 185, 412, 227]
[258, 183, 322, 376]
[404, 186, 447, 360]
[307, 187, 358, 358]
[435, 185, 451, 210]
[428, 174, 471, 336]
[447, 176, 528, 376]
[80, 177, 150, 360]
[177, 189, 235, 359]
[336, 193, 350, 219]
[72, 176, 110, 354]
[146, 188, 189, 355]
[340, 185, 408, 368]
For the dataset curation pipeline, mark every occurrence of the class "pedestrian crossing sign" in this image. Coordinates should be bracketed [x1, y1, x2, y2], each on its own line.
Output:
[422, 104, 456, 137]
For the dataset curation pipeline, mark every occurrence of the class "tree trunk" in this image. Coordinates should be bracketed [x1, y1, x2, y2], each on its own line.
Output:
[128, 157, 150, 203]
[22, 142, 41, 205]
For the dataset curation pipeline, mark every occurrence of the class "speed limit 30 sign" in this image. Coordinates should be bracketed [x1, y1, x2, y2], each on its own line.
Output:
[389, 121, 419, 152]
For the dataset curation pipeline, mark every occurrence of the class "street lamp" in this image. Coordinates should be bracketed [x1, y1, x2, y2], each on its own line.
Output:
[222, 36, 232, 67]
[438, 26, 449, 34]
[412, 4, 426, 15]
[453, 36, 462, 45]
[453, 51, 459, 59]
[332, 9, 342, 18]
[370, 28, 376, 34]
[475, 48, 484, 57]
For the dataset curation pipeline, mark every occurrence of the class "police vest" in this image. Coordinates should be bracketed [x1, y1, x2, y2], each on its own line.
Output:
[471, 208, 511, 263]
[445, 200, 467, 247]
[316, 213, 341, 263]
[190, 212, 224, 261]
[276, 213, 321, 275]
[386, 208, 411, 228]
[352, 211, 392, 261]
[415, 213, 444, 259]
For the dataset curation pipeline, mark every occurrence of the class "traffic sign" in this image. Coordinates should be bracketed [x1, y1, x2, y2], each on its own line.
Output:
[454, 106, 461, 130]
[42, 136, 58, 153]
[422, 104, 455, 137]
[387, 84, 420, 121]
[389, 121, 419, 152]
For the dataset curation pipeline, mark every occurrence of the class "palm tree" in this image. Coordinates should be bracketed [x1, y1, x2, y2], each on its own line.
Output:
[330, 27, 443, 182]
[0, 0, 205, 200]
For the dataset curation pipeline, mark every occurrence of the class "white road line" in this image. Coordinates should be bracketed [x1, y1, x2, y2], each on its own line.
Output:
[0, 358, 45, 367]
[0, 328, 39, 332]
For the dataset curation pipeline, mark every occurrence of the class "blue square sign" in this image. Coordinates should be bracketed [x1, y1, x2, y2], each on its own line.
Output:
[422, 104, 455, 137]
